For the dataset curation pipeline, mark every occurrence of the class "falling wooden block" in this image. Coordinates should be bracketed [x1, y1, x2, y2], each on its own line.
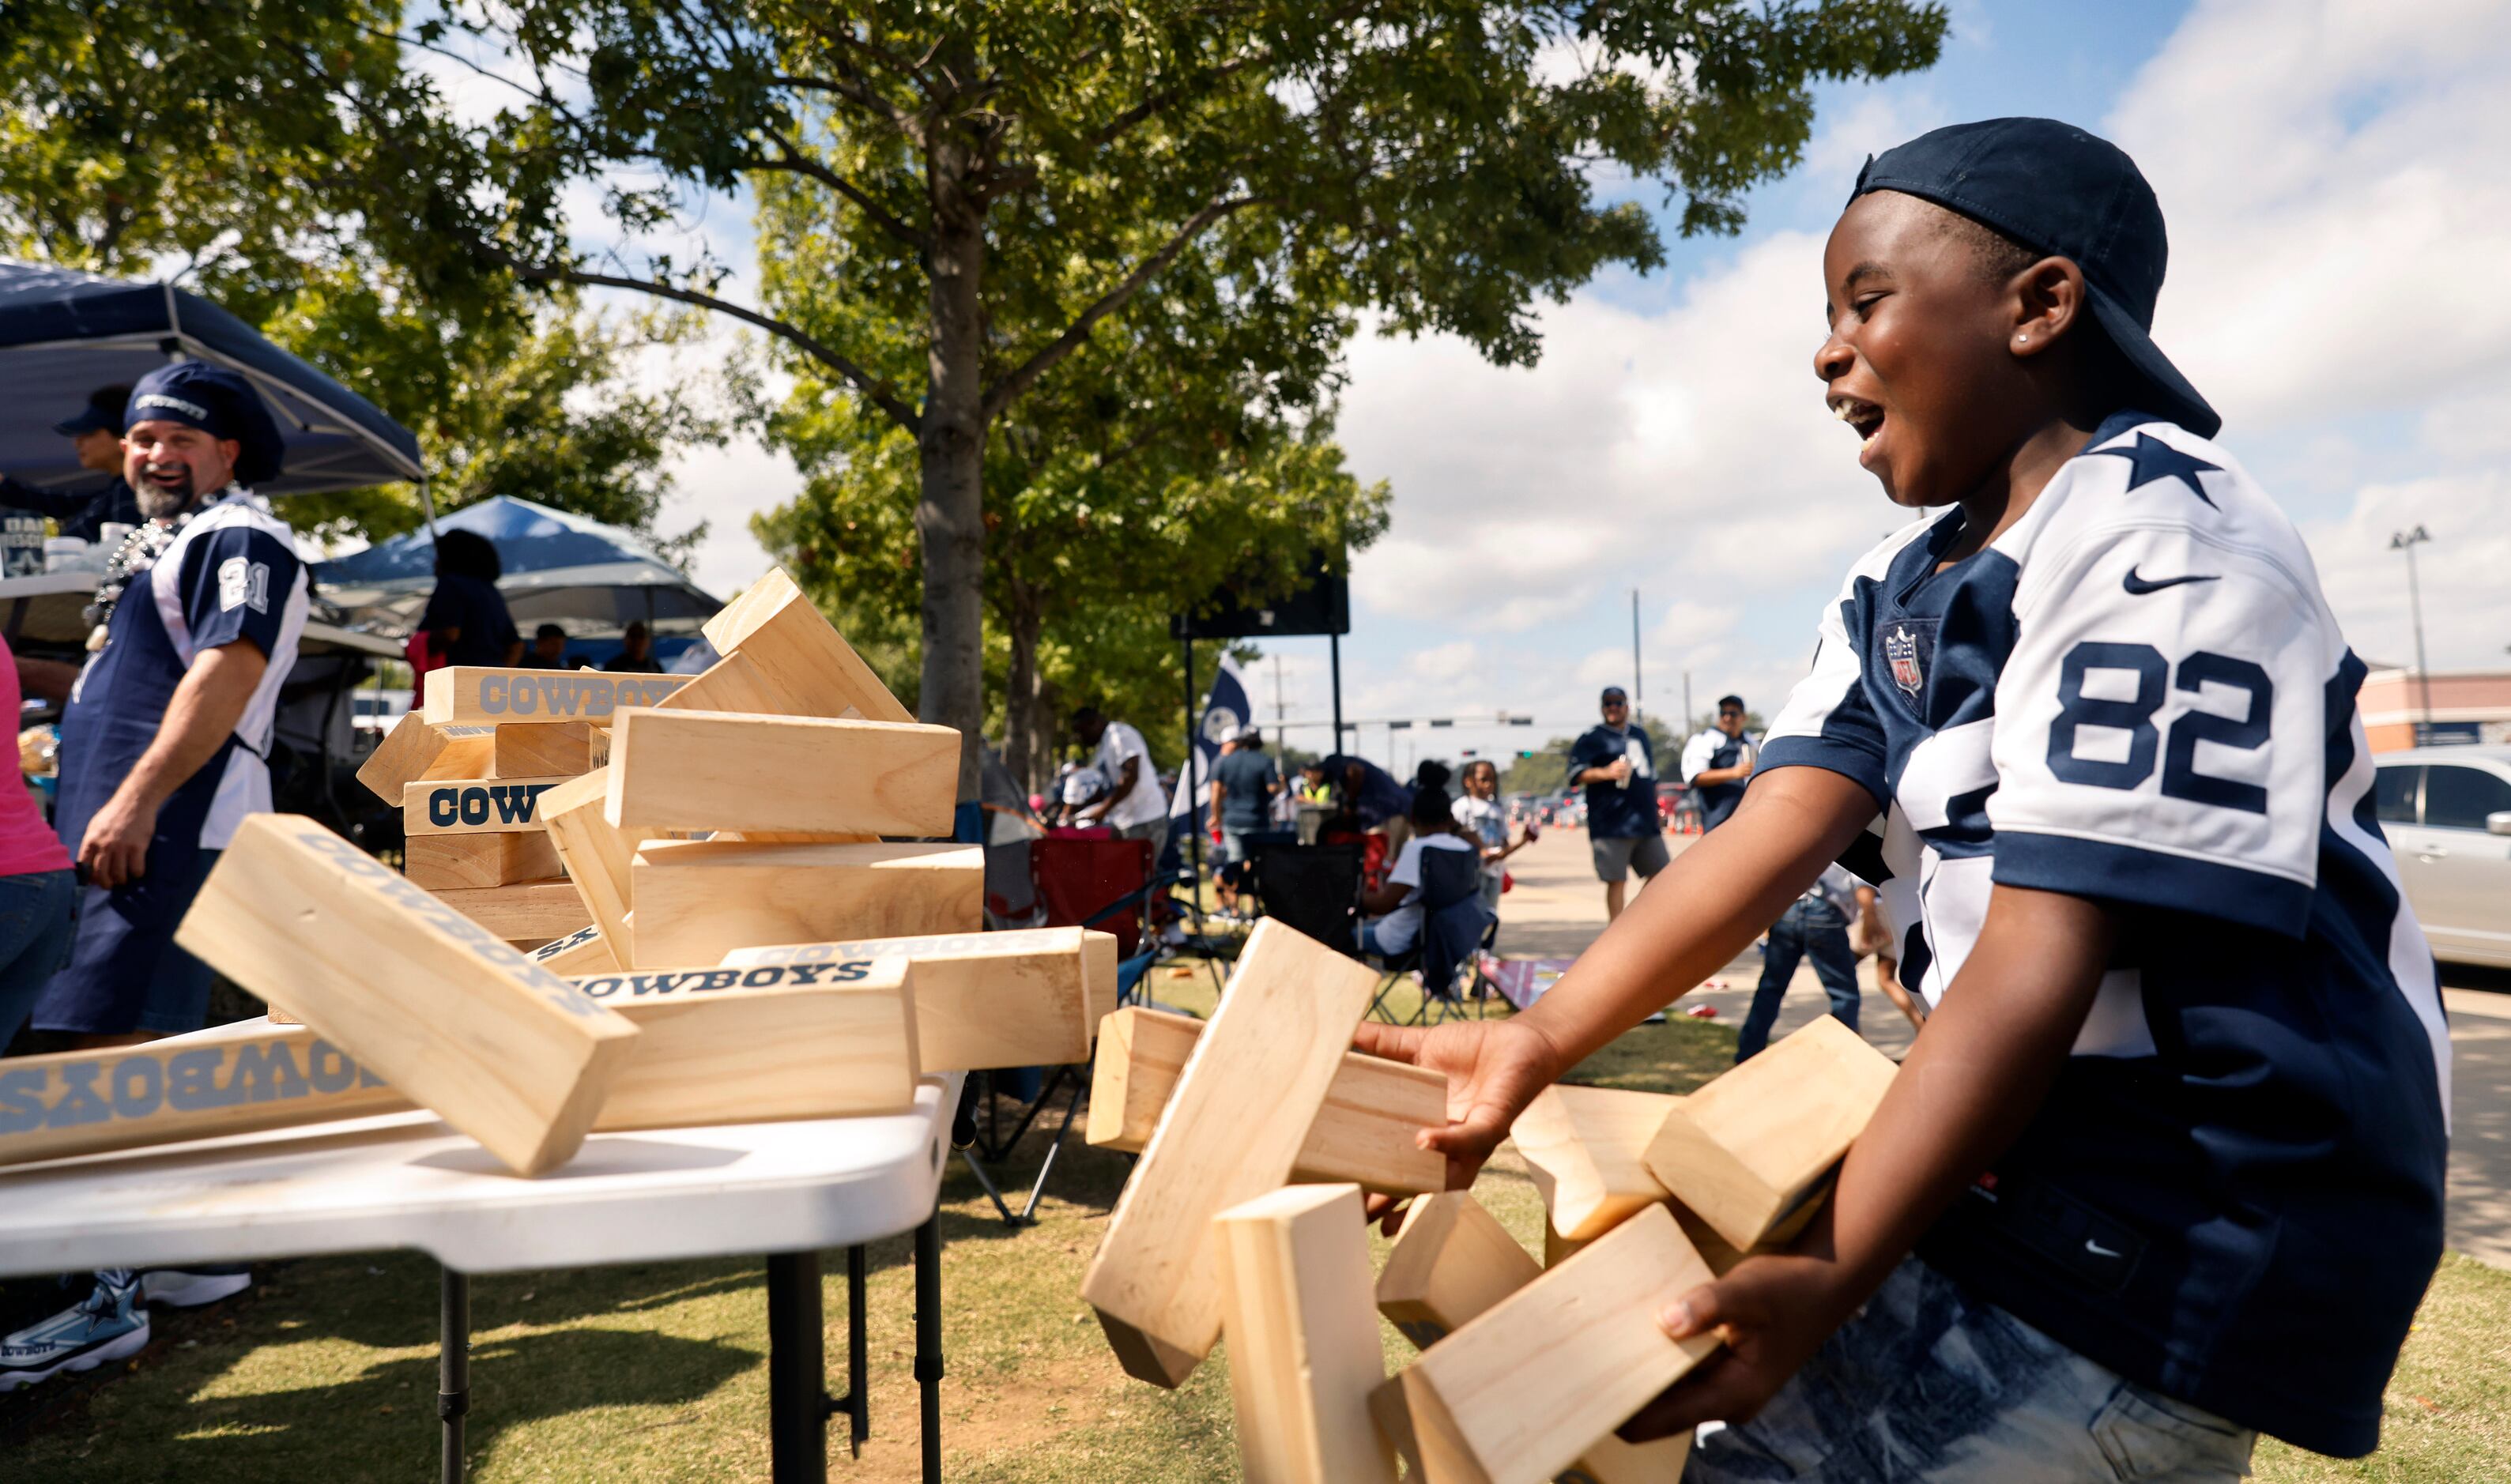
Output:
[494, 721, 606, 778]
[538, 768, 655, 967]
[1374, 1194, 1688, 1484]
[1078, 921, 1380, 1388]
[403, 775, 574, 837]
[428, 879, 592, 942]
[605, 709, 958, 837]
[1511, 1084, 1683, 1242]
[1085, 1008, 1443, 1196]
[420, 666, 689, 726]
[716, 927, 1112, 1071]
[1643, 1015, 1897, 1251]
[628, 839, 980, 970]
[701, 567, 913, 722]
[1215, 1184, 1400, 1484]
[1398, 1203, 1720, 1484]
[357, 714, 493, 804]
[403, 831, 564, 891]
[530, 923, 619, 975]
[172, 815, 640, 1177]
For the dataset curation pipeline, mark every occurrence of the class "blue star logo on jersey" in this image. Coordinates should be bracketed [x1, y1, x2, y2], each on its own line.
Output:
[1885, 624, 1924, 697]
[2091, 431, 2223, 507]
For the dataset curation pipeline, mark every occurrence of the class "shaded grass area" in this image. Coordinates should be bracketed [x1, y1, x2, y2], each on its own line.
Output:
[5, 974, 2504, 1481]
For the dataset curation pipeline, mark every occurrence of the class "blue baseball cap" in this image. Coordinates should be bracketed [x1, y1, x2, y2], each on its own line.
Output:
[51, 385, 130, 439]
[124, 361, 286, 485]
[1850, 117, 2219, 439]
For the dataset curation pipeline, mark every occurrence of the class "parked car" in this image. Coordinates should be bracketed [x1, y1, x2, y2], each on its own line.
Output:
[351, 687, 413, 736]
[2374, 744, 2511, 968]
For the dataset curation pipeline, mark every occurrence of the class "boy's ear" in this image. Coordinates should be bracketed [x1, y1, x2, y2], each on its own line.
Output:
[2008, 257, 2090, 360]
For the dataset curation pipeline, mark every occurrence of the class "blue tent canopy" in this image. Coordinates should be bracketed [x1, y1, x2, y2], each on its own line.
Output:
[0, 260, 424, 499]
[314, 495, 719, 639]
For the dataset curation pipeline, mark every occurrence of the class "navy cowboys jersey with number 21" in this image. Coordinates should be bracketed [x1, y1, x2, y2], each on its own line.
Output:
[1758, 410, 2448, 1457]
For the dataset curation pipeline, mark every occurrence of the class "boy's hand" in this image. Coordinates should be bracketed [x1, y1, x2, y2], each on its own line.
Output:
[1617, 1250, 1863, 1441]
[1352, 1017, 1566, 1230]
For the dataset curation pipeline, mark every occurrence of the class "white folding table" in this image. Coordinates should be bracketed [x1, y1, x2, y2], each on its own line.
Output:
[0, 1069, 965, 1482]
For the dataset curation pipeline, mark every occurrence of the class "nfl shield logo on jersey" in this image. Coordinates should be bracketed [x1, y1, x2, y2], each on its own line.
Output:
[1886, 625, 1923, 697]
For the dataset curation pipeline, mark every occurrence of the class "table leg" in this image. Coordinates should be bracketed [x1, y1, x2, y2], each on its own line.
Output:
[843, 1245, 869, 1456]
[914, 1212, 943, 1484]
[439, 1265, 470, 1484]
[766, 1250, 828, 1483]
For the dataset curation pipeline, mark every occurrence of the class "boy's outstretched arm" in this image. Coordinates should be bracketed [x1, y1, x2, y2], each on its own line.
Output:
[1354, 766, 1876, 1204]
[1623, 883, 2113, 1438]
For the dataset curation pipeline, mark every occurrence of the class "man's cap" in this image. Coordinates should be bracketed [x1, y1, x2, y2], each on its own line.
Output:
[1233, 725, 1261, 744]
[1850, 117, 2219, 439]
[1600, 686, 1628, 702]
[53, 385, 130, 439]
[124, 362, 286, 484]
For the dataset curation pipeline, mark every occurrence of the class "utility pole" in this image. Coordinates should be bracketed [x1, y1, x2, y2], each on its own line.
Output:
[1683, 670, 1693, 734]
[2391, 525, 2434, 744]
[1631, 588, 1643, 721]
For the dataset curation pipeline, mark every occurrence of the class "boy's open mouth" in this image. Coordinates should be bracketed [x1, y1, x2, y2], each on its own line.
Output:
[1829, 394, 1886, 454]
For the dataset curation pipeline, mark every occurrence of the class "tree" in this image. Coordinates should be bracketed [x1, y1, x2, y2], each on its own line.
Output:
[116, 0, 1946, 797]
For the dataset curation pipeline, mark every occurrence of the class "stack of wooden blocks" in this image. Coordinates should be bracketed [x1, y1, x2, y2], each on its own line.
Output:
[0, 568, 1116, 1180]
[1081, 930, 1897, 1484]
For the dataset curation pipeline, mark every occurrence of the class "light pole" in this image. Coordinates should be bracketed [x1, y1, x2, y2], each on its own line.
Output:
[2391, 525, 2434, 744]
[1630, 588, 1643, 722]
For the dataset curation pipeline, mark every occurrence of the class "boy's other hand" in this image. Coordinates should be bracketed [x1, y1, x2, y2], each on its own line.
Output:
[1618, 1251, 1862, 1441]
[1352, 1018, 1567, 1230]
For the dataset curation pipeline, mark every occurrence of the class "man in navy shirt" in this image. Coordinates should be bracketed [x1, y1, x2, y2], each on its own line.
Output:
[0, 385, 145, 544]
[1680, 694, 1758, 830]
[1567, 686, 1668, 922]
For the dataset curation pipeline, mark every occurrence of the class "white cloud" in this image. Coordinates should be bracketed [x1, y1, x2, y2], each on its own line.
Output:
[2302, 469, 2511, 672]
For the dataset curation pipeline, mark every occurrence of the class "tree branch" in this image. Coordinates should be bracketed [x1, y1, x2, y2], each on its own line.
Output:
[980, 194, 1272, 420]
[748, 131, 930, 250]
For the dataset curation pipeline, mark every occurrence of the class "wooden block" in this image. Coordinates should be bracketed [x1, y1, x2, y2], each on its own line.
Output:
[494, 721, 605, 778]
[420, 666, 689, 726]
[1214, 1184, 1399, 1484]
[403, 775, 574, 837]
[0, 1026, 405, 1164]
[716, 926, 1111, 1071]
[1375, 1194, 1690, 1484]
[538, 769, 655, 967]
[656, 647, 800, 716]
[1398, 1204, 1720, 1484]
[1077, 921, 1380, 1388]
[403, 831, 564, 891]
[428, 879, 592, 941]
[530, 923, 619, 975]
[628, 839, 980, 970]
[699, 567, 913, 722]
[357, 714, 493, 803]
[1085, 1007, 1443, 1196]
[605, 709, 958, 837]
[1642, 1015, 1896, 1251]
[172, 815, 640, 1177]
[1511, 1084, 1683, 1242]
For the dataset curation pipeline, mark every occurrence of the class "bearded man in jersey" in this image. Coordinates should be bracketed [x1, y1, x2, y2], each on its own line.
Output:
[31, 361, 307, 1047]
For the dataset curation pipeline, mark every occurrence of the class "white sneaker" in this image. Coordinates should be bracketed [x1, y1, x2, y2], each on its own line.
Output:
[139, 1267, 251, 1309]
[0, 1271, 149, 1392]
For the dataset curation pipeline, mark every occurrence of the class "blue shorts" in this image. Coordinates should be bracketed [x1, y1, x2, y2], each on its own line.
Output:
[1686, 1256, 2254, 1482]
[32, 848, 222, 1036]
[0, 868, 77, 1042]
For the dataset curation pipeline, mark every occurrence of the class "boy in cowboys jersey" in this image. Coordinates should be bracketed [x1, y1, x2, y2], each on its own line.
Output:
[1358, 119, 2445, 1479]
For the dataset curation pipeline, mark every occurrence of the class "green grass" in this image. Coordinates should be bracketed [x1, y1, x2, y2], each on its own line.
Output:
[5, 974, 2502, 1481]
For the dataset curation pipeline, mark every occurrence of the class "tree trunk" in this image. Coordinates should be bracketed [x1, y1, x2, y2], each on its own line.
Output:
[1001, 580, 1044, 797]
[918, 120, 990, 805]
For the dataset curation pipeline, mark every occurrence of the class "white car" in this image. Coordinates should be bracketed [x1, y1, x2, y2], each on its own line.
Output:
[2374, 745, 2511, 969]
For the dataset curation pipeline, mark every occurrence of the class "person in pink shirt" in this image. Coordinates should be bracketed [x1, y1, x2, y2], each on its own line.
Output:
[0, 630, 76, 1043]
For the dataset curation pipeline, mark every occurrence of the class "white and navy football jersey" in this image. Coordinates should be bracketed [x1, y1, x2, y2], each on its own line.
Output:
[1759, 412, 2447, 1456]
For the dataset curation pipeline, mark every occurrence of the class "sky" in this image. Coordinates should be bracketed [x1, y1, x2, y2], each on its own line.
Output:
[631, 0, 2511, 772]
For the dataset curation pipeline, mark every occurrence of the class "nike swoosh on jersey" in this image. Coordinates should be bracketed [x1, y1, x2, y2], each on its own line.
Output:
[2086, 1238, 2123, 1259]
[2121, 567, 2222, 595]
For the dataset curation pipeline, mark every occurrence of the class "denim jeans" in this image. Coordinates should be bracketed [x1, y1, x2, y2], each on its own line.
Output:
[1687, 1256, 2256, 1482]
[0, 868, 77, 1044]
[1736, 899, 1859, 1062]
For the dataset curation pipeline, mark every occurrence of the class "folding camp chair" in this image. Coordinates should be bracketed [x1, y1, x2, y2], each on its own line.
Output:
[1365, 846, 1488, 1026]
[1251, 843, 1364, 962]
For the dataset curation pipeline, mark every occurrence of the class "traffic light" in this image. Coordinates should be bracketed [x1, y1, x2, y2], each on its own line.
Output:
[1516, 750, 1536, 759]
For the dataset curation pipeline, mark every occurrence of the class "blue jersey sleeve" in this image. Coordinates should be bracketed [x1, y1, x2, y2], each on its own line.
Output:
[1565, 729, 1613, 779]
[1988, 523, 2332, 936]
[180, 525, 300, 660]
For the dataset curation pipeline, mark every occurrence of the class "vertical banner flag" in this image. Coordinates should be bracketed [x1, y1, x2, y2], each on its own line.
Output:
[1170, 655, 1254, 837]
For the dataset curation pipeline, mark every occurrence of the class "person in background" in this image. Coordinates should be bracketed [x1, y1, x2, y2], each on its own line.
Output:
[1070, 706, 1170, 857]
[1314, 751, 1413, 847]
[519, 623, 570, 669]
[1736, 862, 1868, 1062]
[0, 385, 143, 543]
[602, 620, 664, 673]
[420, 529, 520, 668]
[1854, 894, 1927, 1032]
[0, 630, 77, 1044]
[1567, 686, 1668, 922]
[1453, 758, 1536, 917]
[1209, 725, 1280, 917]
[1357, 788, 1480, 958]
[1680, 694, 1758, 831]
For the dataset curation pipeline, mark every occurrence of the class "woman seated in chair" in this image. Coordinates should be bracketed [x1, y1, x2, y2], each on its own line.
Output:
[1357, 789, 1482, 958]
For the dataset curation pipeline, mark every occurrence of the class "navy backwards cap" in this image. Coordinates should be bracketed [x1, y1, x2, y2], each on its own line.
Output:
[1850, 117, 2220, 439]
[123, 361, 286, 485]
[51, 385, 130, 439]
